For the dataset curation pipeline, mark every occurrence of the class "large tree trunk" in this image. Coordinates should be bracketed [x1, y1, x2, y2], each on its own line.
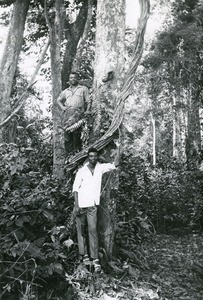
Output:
[45, 0, 89, 177]
[0, 0, 30, 142]
[91, 0, 126, 257]
[46, 0, 66, 178]
[66, 0, 150, 171]
[66, 0, 150, 256]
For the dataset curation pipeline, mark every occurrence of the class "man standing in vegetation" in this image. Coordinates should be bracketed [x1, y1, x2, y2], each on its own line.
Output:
[73, 147, 120, 272]
[57, 72, 91, 153]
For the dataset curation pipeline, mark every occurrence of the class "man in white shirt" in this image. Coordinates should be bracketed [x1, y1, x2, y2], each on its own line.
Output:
[73, 147, 120, 272]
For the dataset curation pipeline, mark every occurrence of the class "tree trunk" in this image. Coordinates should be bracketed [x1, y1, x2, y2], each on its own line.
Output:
[66, 0, 149, 257]
[0, 39, 50, 129]
[0, 0, 30, 142]
[186, 84, 201, 169]
[46, 0, 66, 178]
[172, 94, 178, 158]
[61, 0, 88, 89]
[66, 0, 150, 172]
[150, 112, 156, 165]
[91, 0, 126, 257]
[72, 0, 93, 73]
[178, 103, 187, 162]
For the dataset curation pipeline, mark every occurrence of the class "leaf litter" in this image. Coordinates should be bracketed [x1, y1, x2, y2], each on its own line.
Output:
[65, 234, 203, 299]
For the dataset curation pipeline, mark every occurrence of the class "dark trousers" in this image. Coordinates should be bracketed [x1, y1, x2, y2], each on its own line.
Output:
[64, 129, 81, 154]
[76, 206, 98, 259]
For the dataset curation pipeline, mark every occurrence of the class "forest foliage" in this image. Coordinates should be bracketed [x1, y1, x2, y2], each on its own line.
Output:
[0, 0, 203, 299]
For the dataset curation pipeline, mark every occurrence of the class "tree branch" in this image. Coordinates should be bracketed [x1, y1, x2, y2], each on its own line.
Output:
[0, 38, 50, 129]
[44, 0, 52, 33]
[72, 0, 93, 71]
[61, 0, 88, 87]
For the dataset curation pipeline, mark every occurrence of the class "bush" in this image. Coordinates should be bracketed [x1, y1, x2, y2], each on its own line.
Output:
[117, 153, 203, 234]
[0, 144, 77, 299]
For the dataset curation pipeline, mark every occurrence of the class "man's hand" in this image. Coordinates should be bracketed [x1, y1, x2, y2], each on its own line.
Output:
[73, 191, 79, 216]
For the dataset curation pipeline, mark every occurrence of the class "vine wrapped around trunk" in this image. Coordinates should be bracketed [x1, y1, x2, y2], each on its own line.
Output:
[66, 0, 150, 171]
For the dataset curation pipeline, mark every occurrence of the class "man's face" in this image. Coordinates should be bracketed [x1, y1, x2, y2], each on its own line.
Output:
[88, 152, 98, 165]
[69, 74, 79, 86]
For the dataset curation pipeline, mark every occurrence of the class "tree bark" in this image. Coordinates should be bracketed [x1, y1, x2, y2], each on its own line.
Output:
[46, 0, 66, 178]
[0, 0, 30, 142]
[90, 0, 126, 257]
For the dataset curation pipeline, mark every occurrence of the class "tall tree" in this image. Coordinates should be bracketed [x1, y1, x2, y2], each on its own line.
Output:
[66, 0, 150, 256]
[45, 0, 90, 177]
[0, 0, 30, 142]
[141, 0, 203, 167]
[45, 0, 66, 178]
[91, 0, 126, 256]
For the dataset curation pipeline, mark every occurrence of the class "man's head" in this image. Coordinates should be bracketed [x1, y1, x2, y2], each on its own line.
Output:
[88, 148, 99, 165]
[69, 72, 79, 86]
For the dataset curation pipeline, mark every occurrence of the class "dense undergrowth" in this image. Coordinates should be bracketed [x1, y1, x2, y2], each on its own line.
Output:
[0, 144, 202, 299]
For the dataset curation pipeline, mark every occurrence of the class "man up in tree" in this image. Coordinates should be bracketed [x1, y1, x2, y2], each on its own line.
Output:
[73, 147, 120, 273]
[57, 72, 91, 153]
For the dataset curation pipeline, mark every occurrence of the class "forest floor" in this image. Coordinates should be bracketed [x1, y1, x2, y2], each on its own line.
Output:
[71, 234, 203, 300]
[139, 234, 203, 300]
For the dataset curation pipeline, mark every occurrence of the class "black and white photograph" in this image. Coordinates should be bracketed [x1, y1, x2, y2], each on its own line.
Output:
[0, 0, 203, 299]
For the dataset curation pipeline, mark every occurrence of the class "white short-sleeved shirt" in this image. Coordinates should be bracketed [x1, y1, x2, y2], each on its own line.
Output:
[73, 162, 116, 208]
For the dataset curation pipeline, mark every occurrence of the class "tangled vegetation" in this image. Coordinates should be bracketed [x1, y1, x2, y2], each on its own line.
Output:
[0, 142, 202, 299]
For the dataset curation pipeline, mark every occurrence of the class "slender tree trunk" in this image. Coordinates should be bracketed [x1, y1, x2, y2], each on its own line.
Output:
[91, 0, 126, 257]
[186, 84, 201, 169]
[200, 108, 203, 147]
[172, 94, 178, 158]
[150, 112, 156, 165]
[178, 105, 187, 162]
[0, 0, 30, 142]
[47, 0, 66, 178]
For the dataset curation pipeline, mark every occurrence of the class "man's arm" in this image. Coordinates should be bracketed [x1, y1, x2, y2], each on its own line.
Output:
[72, 169, 83, 212]
[101, 146, 121, 174]
[73, 191, 79, 214]
[57, 91, 66, 110]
